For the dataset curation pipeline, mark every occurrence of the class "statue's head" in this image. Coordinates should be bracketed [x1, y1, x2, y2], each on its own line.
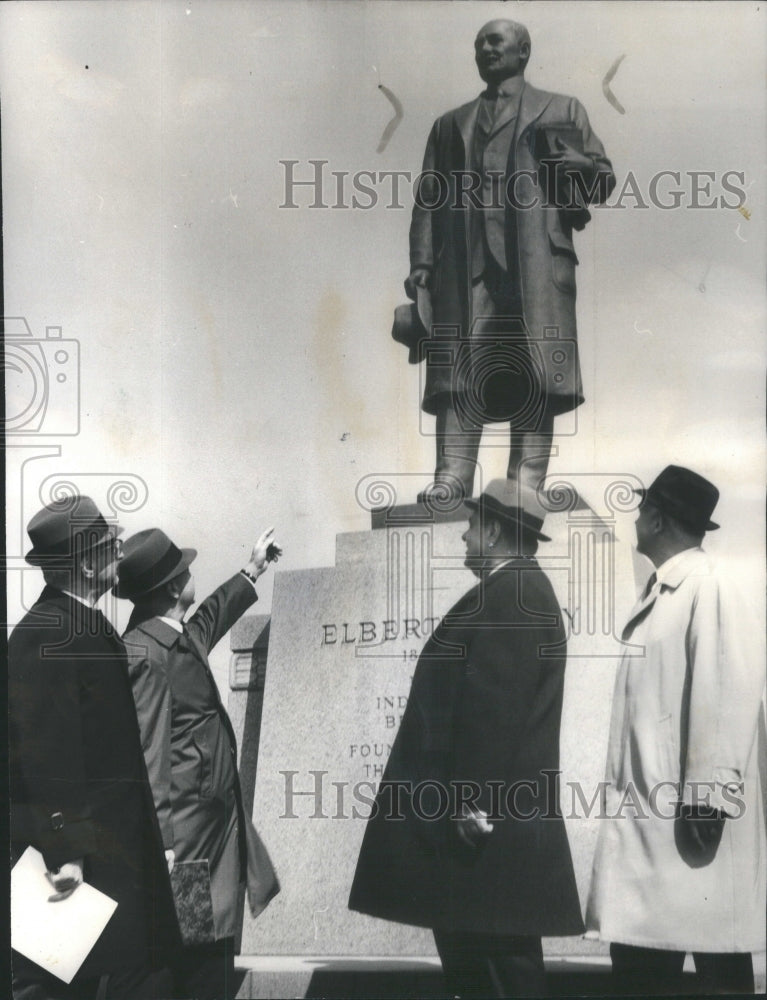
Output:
[474, 20, 531, 84]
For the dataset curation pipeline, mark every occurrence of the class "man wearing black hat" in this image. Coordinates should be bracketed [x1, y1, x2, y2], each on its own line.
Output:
[9, 496, 179, 999]
[117, 527, 282, 1000]
[349, 480, 583, 997]
[586, 466, 766, 995]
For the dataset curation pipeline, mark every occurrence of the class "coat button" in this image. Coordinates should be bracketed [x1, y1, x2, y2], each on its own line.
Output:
[50, 812, 64, 831]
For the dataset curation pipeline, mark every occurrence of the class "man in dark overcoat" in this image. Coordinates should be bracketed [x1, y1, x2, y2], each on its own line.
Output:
[118, 526, 281, 1000]
[9, 495, 179, 1000]
[349, 480, 583, 997]
[407, 20, 615, 504]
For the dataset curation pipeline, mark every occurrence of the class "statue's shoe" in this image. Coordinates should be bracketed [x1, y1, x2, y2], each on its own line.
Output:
[417, 481, 467, 510]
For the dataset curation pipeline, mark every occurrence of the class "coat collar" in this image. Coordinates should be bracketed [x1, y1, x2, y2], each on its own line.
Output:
[453, 82, 553, 154]
[126, 613, 182, 649]
[655, 546, 707, 590]
[622, 547, 708, 638]
[516, 83, 555, 145]
[37, 585, 122, 646]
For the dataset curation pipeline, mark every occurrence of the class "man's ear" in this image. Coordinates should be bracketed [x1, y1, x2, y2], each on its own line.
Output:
[519, 41, 531, 64]
[650, 507, 666, 535]
[80, 555, 96, 581]
[487, 517, 503, 548]
[166, 578, 180, 601]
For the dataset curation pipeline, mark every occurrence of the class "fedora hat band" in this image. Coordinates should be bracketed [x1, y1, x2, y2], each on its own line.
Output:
[26, 518, 112, 564]
[122, 541, 187, 597]
[466, 495, 551, 541]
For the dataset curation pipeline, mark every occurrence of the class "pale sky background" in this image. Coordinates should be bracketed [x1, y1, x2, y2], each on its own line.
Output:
[3, 0, 765, 690]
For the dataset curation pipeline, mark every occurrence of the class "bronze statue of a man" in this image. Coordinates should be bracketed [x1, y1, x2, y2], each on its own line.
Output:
[407, 20, 615, 505]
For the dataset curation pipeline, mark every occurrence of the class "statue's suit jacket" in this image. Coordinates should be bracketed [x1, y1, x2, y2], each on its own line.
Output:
[349, 559, 584, 937]
[9, 587, 180, 979]
[123, 573, 279, 943]
[586, 547, 767, 952]
[410, 83, 615, 419]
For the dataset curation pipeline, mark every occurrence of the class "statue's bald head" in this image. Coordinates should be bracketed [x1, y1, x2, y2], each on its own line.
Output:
[474, 20, 531, 84]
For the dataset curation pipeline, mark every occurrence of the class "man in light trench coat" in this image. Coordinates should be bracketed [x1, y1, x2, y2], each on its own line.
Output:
[586, 466, 766, 995]
[117, 526, 282, 1000]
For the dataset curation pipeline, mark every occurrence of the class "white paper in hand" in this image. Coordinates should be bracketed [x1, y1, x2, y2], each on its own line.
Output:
[11, 846, 118, 984]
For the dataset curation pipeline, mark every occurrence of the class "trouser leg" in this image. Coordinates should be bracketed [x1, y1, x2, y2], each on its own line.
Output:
[434, 929, 545, 999]
[693, 952, 754, 994]
[104, 962, 175, 1000]
[609, 942, 685, 996]
[507, 414, 555, 512]
[174, 938, 236, 1000]
[12, 951, 85, 1000]
[11, 953, 174, 1000]
[432, 401, 483, 499]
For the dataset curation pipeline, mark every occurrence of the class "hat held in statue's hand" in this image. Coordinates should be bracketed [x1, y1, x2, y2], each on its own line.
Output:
[25, 494, 123, 566]
[635, 465, 720, 532]
[465, 479, 551, 542]
[114, 527, 197, 600]
[392, 285, 432, 364]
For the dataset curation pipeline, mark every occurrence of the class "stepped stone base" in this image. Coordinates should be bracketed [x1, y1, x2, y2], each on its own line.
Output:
[233, 953, 766, 998]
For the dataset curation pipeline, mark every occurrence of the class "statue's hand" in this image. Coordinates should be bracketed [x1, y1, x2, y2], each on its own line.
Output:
[404, 268, 430, 301]
[549, 137, 595, 179]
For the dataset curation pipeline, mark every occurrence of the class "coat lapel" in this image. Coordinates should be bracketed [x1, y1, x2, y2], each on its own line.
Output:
[621, 549, 707, 640]
[487, 99, 518, 140]
[127, 614, 181, 650]
[515, 83, 554, 147]
[621, 588, 660, 641]
[453, 98, 481, 163]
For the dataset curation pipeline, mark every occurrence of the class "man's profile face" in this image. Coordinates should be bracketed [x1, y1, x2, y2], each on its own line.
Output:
[474, 21, 528, 84]
[634, 502, 658, 557]
[171, 569, 196, 612]
[92, 534, 122, 596]
[462, 509, 490, 575]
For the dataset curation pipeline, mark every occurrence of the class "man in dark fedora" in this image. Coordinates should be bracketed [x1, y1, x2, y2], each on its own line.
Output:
[117, 526, 282, 1000]
[9, 495, 179, 999]
[349, 480, 583, 997]
[586, 466, 766, 995]
[406, 19, 614, 505]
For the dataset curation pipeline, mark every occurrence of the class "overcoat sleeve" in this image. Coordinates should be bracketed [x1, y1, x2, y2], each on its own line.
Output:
[127, 647, 174, 849]
[566, 96, 615, 204]
[10, 649, 97, 868]
[185, 572, 258, 654]
[681, 574, 766, 814]
[409, 118, 441, 272]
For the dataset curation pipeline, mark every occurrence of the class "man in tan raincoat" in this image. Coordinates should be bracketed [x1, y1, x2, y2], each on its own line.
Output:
[586, 466, 766, 995]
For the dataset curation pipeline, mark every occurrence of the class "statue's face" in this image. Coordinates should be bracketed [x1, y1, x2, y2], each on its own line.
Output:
[474, 21, 528, 83]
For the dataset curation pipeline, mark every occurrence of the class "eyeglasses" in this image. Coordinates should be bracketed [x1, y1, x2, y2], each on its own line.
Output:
[90, 532, 123, 558]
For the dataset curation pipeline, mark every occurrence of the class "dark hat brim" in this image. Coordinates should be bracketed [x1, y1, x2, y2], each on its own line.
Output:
[634, 488, 719, 531]
[464, 497, 551, 541]
[25, 521, 125, 567]
[113, 546, 198, 599]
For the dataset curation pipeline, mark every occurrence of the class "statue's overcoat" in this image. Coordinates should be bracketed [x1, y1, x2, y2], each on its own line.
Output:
[410, 84, 615, 419]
